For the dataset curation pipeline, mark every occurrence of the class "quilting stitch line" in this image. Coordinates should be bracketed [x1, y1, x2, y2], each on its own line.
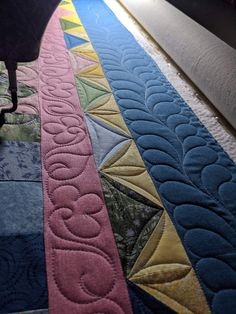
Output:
[72, 0, 236, 313]
[39, 8, 132, 314]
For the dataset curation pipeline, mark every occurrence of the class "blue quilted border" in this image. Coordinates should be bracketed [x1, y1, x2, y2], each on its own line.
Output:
[0, 234, 47, 313]
[73, 0, 236, 312]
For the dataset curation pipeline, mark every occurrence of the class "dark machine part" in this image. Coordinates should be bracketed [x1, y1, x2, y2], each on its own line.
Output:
[0, 0, 61, 126]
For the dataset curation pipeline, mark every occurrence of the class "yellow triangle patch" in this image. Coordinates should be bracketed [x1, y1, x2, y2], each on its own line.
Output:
[59, 3, 75, 13]
[129, 212, 210, 314]
[101, 140, 163, 207]
[79, 63, 104, 78]
[72, 42, 100, 62]
[88, 93, 130, 136]
[90, 113, 131, 137]
[60, 14, 82, 25]
[84, 76, 111, 91]
[65, 26, 89, 40]
[88, 92, 119, 112]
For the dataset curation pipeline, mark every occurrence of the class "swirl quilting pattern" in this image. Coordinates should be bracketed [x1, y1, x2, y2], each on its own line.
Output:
[0, 234, 47, 313]
[73, 0, 236, 312]
[38, 9, 132, 313]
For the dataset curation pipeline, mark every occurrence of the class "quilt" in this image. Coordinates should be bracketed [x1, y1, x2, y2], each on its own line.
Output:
[0, 0, 236, 313]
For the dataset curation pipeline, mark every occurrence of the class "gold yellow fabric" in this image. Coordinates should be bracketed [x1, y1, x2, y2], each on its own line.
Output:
[129, 212, 210, 314]
[101, 140, 163, 207]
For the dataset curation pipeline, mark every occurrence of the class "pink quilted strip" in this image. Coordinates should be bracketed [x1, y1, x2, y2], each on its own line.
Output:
[39, 11, 132, 314]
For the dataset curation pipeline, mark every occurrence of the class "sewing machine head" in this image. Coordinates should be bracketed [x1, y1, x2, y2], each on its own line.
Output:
[0, 0, 61, 126]
[0, 0, 60, 62]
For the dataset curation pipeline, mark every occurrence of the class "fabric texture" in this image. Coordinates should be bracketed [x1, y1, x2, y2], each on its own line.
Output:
[128, 280, 176, 314]
[0, 0, 236, 313]
[39, 9, 132, 314]
[71, 0, 236, 313]
[0, 64, 47, 313]
[60, 1, 211, 313]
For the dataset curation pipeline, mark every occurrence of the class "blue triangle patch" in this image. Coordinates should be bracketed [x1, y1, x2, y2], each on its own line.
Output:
[64, 33, 88, 49]
[127, 281, 176, 314]
[85, 114, 130, 168]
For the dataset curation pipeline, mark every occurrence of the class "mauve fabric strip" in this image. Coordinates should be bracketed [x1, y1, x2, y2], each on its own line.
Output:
[38, 10, 132, 314]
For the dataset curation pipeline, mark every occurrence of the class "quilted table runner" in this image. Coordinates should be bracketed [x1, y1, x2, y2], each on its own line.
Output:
[0, 0, 236, 313]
